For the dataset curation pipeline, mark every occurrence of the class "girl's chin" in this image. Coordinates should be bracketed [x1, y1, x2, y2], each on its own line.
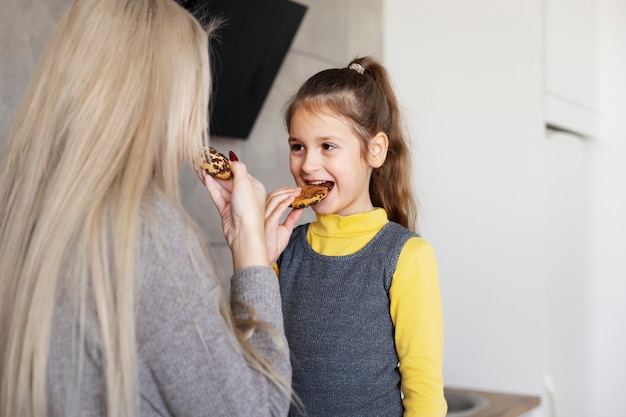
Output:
[311, 200, 331, 214]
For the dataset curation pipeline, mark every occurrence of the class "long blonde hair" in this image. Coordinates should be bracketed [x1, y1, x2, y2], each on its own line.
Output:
[0, 1, 287, 416]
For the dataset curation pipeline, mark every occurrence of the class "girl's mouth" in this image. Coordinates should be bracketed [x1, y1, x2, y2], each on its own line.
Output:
[306, 181, 334, 192]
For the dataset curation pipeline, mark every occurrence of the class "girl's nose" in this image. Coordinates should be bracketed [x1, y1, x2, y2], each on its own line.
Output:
[301, 151, 320, 174]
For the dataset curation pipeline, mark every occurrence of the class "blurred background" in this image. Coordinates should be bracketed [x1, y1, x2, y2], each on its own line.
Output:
[2, 1, 625, 416]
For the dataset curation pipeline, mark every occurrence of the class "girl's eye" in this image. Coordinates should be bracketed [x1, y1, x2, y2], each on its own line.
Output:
[290, 143, 304, 152]
[322, 143, 336, 151]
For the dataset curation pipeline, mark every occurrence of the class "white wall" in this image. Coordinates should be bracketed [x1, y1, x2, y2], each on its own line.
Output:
[543, 129, 590, 417]
[383, 0, 547, 397]
[385, 0, 626, 416]
[589, 0, 626, 414]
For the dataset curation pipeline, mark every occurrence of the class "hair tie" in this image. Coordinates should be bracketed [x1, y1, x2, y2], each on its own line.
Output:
[348, 62, 366, 75]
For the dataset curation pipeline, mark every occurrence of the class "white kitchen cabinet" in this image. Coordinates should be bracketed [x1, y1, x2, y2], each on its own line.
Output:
[544, 0, 598, 137]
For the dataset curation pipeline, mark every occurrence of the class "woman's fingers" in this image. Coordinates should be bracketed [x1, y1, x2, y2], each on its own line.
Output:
[203, 160, 270, 270]
[203, 172, 231, 214]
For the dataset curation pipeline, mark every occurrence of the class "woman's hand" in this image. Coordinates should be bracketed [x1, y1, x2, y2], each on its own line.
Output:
[265, 186, 304, 265]
[204, 161, 269, 271]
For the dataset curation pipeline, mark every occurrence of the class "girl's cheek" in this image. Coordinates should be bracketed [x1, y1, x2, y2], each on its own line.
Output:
[289, 158, 300, 175]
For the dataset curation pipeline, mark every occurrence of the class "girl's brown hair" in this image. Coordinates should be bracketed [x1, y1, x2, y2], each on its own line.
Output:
[285, 56, 417, 230]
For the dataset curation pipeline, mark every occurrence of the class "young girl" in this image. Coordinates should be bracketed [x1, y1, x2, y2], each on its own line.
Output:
[265, 57, 447, 417]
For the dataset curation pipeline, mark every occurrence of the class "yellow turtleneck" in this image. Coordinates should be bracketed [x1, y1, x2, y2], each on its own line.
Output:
[281, 208, 446, 417]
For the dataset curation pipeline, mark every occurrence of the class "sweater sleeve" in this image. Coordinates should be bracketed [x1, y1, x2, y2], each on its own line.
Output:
[389, 237, 447, 417]
[136, 205, 291, 417]
[230, 265, 292, 390]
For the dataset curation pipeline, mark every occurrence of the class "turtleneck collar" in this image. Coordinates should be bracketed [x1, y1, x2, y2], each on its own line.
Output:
[310, 208, 389, 237]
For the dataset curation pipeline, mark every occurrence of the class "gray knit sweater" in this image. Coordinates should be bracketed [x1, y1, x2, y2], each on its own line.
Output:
[47, 197, 291, 416]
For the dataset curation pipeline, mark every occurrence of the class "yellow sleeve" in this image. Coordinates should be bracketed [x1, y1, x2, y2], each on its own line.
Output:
[389, 237, 447, 417]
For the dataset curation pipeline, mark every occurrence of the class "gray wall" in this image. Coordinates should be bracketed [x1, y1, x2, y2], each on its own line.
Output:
[185, 0, 383, 277]
[0, 0, 70, 142]
[0, 0, 382, 278]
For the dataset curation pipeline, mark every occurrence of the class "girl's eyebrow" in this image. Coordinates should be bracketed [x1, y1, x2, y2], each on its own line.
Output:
[289, 135, 343, 144]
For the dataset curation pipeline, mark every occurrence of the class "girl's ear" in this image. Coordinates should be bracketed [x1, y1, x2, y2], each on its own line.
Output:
[367, 131, 389, 168]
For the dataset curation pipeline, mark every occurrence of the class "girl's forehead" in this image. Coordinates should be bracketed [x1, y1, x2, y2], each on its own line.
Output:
[291, 105, 352, 129]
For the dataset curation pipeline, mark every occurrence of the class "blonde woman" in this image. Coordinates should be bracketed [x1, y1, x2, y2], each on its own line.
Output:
[0, 0, 291, 416]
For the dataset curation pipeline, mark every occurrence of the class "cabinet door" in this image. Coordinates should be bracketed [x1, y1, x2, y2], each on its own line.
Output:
[544, 0, 597, 137]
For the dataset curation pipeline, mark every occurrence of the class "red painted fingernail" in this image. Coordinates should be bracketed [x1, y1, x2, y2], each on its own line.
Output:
[229, 151, 239, 161]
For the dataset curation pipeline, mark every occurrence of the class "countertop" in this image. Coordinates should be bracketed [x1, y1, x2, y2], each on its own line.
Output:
[445, 387, 541, 417]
